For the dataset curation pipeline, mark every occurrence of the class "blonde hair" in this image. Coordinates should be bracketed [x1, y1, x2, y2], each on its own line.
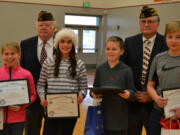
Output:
[164, 19, 180, 37]
[1, 42, 21, 54]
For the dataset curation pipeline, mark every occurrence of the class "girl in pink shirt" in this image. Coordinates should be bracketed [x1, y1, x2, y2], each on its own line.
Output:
[0, 42, 36, 135]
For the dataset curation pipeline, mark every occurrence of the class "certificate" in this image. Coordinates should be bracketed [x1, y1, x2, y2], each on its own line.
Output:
[46, 93, 79, 118]
[162, 88, 180, 118]
[0, 79, 30, 107]
[89, 87, 125, 95]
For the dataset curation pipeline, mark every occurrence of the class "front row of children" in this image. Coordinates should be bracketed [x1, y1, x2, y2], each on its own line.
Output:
[0, 19, 180, 135]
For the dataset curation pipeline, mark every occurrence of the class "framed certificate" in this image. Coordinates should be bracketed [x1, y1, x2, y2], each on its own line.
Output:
[0, 79, 30, 107]
[162, 88, 180, 118]
[89, 87, 124, 95]
[46, 93, 79, 119]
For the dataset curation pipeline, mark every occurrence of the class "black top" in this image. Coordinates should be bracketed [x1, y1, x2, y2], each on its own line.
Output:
[93, 61, 136, 130]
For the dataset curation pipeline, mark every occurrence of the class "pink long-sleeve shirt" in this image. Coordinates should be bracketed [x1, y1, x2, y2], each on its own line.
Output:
[0, 65, 36, 123]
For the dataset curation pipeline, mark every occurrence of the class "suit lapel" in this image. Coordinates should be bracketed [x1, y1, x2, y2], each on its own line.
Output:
[150, 33, 161, 61]
[135, 34, 143, 66]
[147, 34, 162, 73]
[32, 37, 41, 65]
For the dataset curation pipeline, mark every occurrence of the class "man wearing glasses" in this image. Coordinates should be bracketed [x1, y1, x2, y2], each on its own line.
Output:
[121, 6, 168, 135]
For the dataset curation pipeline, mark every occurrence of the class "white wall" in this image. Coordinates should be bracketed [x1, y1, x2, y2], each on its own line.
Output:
[106, 3, 180, 39]
[103, 3, 180, 62]
[0, 1, 105, 65]
[0, 1, 180, 66]
[2, 0, 180, 8]
[104, 0, 180, 8]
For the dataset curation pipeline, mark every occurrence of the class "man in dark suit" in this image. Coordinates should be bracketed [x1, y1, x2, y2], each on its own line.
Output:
[121, 6, 168, 135]
[20, 11, 56, 135]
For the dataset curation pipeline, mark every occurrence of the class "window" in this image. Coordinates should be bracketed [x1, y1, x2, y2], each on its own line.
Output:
[65, 15, 99, 26]
[83, 30, 96, 53]
[65, 15, 100, 54]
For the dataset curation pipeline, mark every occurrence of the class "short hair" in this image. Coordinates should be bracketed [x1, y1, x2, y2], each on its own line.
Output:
[106, 36, 124, 49]
[1, 42, 20, 54]
[54, 28, 78, 49]
[164, 19, 180, 37]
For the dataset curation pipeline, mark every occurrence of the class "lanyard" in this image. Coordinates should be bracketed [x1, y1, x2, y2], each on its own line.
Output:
[6, 67, 12, 124]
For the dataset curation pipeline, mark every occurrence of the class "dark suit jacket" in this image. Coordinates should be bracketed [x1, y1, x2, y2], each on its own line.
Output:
[121, 33, 168, 113]
[20, 36, 42, 108]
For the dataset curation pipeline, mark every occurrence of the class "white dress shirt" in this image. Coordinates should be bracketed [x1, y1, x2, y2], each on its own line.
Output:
[37, 37, 54, 62]
[142, 34, 157, 54]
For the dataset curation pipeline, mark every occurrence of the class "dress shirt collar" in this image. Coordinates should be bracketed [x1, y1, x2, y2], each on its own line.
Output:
[38, 37, 54, 47]
[142, 34, 156, 43]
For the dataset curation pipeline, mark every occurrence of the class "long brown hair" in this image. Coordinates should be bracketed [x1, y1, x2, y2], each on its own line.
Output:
[54, 44, 77, 78]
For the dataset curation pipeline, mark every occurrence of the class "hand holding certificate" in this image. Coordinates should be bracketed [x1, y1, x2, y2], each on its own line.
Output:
[162, 88, 180, 118]
[46, 93, 79, 118]
[0, 79, 30, 107]
[89, 87, 125, 95]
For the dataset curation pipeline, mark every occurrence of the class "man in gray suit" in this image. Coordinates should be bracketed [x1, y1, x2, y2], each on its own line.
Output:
[20, 11, 56, 135]
[121, 6, 168, 135]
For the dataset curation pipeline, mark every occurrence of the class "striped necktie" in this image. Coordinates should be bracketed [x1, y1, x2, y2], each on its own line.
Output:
[141, 40, 151, 88]
[40, 42, 47, 65]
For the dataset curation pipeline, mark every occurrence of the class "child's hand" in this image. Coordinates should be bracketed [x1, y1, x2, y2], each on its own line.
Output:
[170, 107, 180, 119]
[91, 92, 102, 99]
[9, 106, 20, 112]
[77, 93, 84, 104]
[154, 96, 167, 108]
[40, 98, 48, 108]
[118, 90, 130, 99]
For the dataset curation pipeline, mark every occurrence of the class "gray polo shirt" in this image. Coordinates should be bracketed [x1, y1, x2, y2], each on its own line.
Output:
[148, 51, 180, 109]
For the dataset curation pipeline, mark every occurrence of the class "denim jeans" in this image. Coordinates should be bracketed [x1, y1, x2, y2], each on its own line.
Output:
[149, 108, 163, 135]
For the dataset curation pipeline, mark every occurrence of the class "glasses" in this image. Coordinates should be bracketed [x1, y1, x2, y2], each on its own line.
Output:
[140, 20, 157, 25]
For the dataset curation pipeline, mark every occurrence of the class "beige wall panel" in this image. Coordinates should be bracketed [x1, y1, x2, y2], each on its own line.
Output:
[102, 3, 180, 62]
[2, 0, 180, 8]
[0, 1, 104, 65]
[106, 3, 180, 39]
[104, 0, 180, 8]
[1, 0, 105, 8]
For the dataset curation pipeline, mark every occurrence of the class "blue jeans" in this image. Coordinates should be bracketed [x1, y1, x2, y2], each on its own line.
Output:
[0, 122, 24, 135]
[149, 108, 163, 135]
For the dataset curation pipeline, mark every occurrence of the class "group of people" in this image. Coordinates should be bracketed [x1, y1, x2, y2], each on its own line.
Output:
[0, 11, 87, 135]
[92, 6, 180, 135]
[0, 5, 179, 135]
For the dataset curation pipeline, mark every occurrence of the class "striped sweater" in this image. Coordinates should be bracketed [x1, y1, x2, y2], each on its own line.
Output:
[37, 58, 87, 98]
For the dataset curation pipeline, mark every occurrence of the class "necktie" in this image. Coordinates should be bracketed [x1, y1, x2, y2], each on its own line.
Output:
[141, 40, 151, 88]
[40, 42, 47, 65]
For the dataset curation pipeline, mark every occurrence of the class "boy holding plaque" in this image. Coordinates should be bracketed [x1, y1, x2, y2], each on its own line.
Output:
[0, 42, 36, 135]
[93, 36, 136, 135]
[147, 19, 180, 135]
[37, 28, 87, 135]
